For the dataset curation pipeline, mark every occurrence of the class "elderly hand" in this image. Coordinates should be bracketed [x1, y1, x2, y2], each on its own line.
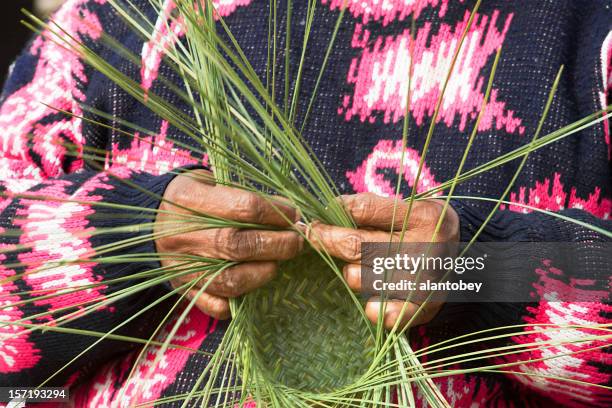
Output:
[155, 170, 303, 320]
[309, 193, 459, 329]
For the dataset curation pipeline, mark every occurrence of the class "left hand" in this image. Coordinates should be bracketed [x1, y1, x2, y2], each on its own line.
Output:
[309, 193, 459, 330]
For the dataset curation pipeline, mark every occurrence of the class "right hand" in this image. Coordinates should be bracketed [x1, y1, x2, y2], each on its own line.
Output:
[155, 170, 304, 319]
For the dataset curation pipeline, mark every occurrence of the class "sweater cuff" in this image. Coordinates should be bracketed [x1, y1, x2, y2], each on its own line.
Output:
[88, 166, 205, 286]
[450, 199, 538, 243]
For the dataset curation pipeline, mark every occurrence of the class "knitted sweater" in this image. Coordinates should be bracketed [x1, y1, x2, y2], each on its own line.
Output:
[0, 0, 610, 406]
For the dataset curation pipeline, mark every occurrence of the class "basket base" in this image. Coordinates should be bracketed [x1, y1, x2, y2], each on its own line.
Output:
[242, 250, 374, 392]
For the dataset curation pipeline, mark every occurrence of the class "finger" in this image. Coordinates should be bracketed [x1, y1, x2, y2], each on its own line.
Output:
[365, 299, 440, 329]
[171, 228, 304, 261]
[195, 261, 277, 298]
[186, 289, 231, 320]
[343, 264, 362, 291]
[184, 168, 216, 185]
[179, 182, 299, 227]
[339, 194, 440, 231]
[213, 229, 304, 261]
[309, 223, 391, 262]
[339, 193, 407, 230]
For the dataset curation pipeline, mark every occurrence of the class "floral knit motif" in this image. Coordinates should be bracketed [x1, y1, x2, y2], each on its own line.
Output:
[0, 0, 610, 407]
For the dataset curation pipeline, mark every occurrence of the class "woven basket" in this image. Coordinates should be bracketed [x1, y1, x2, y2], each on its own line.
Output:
[239, 250, 375, 393]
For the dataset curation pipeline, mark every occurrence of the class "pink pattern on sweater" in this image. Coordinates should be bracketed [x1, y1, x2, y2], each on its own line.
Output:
[0, 0, 106, 179]
[73, 308, 218, 407]
[12, 173, 121, 318]
[339, 11, 523, 134]
[105, 121, 202, 175]
[420, 374, 505, 407]
[410, 327, 509, 407]
[497, 260, 612, 407]
[504, 173, 612, 220]
[141, 0, 253, 93]
[0, 251, 41, 373]
[322, 0, 463, 24]
[347, 139, 440, 196]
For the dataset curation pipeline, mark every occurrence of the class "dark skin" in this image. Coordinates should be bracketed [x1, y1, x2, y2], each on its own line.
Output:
[156, 169, 460, 327]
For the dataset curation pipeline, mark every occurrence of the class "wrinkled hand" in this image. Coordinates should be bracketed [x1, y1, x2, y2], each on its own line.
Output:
[309, 193, 459, 329]
[155, 170, 303, 319]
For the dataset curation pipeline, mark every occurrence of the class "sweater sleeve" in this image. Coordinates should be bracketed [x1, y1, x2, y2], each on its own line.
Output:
[0, 0, 181, 388]
[430, 5, 612, 402]
[448, 199, 612, 403]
